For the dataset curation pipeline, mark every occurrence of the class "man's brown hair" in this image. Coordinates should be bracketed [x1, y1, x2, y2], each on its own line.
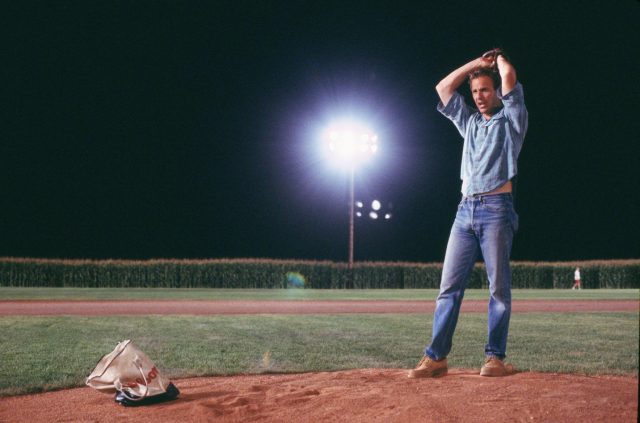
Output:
[468, 68, 501, 89]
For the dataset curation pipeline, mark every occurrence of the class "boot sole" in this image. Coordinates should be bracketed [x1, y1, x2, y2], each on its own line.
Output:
[480, 363, 513, 377]
[408, 367, 448, 378]
[480, 367, 505, 377]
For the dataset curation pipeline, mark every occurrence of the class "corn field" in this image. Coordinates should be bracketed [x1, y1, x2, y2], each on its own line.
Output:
[0, 257, 638, 289]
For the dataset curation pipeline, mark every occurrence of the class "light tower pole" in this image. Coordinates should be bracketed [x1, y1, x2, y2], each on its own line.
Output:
[324, 120, 378, 281]
[348, 167, 355, 270]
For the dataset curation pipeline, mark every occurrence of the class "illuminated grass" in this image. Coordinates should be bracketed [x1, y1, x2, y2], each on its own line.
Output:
[0, 312, 637, 396]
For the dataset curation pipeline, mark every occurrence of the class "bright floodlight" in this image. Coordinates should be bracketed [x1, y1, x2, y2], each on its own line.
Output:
[324, 120, 378, 169]
[371, 200, 381, 211]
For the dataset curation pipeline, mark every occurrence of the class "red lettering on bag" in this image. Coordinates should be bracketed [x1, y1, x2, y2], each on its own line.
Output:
[121, 381, 139, 388]
[122, 366, 160, 390]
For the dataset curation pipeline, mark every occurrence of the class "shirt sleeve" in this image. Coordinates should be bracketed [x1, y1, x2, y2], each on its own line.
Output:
[437, 92, 472, 139]
[498, 82, 528, 137]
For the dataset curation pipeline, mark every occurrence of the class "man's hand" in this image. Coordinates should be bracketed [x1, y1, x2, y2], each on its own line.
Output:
[479, 55, 496, 70]
[482, 48, 510, 70]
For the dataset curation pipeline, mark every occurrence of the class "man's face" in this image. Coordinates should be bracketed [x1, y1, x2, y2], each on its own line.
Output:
[470, 75, 501, 117]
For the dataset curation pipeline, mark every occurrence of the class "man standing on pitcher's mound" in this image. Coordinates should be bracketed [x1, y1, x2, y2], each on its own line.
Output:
[409, 48, 528, 378]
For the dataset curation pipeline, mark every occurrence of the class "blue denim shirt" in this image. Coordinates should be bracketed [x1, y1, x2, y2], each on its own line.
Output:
[437, 82, 528, 196]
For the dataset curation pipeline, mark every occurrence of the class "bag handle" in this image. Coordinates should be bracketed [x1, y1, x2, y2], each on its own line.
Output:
[115, 355, 150, 402]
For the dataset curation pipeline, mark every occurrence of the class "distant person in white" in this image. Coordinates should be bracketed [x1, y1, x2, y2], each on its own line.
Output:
[572, 267, 582, 290]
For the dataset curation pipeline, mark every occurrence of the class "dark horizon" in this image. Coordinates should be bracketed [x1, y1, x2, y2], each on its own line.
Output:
[3, 1, 639, 263]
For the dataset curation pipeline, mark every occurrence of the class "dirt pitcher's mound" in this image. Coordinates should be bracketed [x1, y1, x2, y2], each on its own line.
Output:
[1, 369, 637, 422]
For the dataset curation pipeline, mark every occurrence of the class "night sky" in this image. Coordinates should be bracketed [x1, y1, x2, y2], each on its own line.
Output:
[3, 1, 639, 262]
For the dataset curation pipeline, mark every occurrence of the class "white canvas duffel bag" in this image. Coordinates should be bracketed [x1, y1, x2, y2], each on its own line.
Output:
[86, 339, 179, 406]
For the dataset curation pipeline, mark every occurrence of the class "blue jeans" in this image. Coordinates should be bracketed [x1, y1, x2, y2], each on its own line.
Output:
[425, 193, 518, 361]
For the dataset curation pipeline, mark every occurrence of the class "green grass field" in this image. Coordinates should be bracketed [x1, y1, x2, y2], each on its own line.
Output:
[0, 288, 637, 397]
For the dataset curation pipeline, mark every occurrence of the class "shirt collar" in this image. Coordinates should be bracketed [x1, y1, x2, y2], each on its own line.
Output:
[475, 106, 505, 125]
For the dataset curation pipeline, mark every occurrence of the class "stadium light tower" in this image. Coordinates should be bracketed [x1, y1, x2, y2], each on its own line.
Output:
[323, 119, 378, 273]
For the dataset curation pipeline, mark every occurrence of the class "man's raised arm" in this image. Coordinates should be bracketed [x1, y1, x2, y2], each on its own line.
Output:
[496, 54, 517, 96]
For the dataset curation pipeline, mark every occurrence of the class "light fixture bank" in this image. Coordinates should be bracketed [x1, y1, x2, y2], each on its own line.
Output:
[323, 119, 378, 170]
